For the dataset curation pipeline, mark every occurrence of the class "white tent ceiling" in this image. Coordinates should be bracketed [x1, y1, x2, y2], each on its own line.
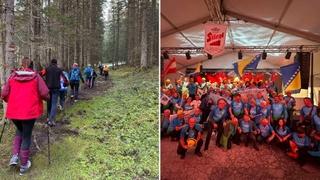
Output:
[161, 0, 320, 70]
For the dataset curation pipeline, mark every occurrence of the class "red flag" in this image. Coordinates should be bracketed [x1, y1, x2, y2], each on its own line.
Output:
[162, 57, 176, 77]
[195, 75, 203, 84]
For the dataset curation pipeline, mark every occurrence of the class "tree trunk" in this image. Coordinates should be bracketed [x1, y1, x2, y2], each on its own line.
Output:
[140, 0, 147, 68]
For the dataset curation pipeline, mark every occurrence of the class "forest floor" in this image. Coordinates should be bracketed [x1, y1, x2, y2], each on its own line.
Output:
[161, 136, 320, 180]
[0, 66, 159, 180]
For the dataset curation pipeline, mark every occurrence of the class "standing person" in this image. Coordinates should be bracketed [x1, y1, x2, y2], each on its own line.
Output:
[270, 95, 288, 128]
[300, 97, 317, 135]
[58, 70, 69, 110]
[98, 61, 103, 75]
[69, 63, 85, 102]
[103, 65, 109, 80]
[204, 98, 229, 150]
[1, 57, 49, 175]
[84, 64, 94, 88]
[284, 91, 296, 128]
[45, 59, 67, 126]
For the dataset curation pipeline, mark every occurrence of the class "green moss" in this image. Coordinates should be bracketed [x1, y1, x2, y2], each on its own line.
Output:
[0, 67, 159, 179]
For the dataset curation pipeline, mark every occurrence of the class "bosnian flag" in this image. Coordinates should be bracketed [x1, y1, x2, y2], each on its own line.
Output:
[280, 62, 301, 93]
[233, 54, 261, 77]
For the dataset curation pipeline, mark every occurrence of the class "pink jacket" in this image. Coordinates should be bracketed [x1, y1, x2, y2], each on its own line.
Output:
[1, 69, 49, 120]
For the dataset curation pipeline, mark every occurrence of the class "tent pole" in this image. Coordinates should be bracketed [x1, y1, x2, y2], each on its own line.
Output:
[311, 52, 314, 104]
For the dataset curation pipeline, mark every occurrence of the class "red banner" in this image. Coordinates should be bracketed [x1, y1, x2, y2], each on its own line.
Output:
[204, 23, 227, 56]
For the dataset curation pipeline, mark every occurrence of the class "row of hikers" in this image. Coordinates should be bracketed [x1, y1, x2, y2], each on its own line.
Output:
[0, 57, 109, 175]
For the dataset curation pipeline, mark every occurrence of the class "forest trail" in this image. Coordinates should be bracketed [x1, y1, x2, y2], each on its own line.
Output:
[0, 67, 159, 179]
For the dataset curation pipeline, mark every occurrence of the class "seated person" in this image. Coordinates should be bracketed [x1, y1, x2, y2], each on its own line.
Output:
[191, 95, 201, 109]
[177, 117, 203, 159]
[220, 117, 239, 150]
[161, 109, 171, 137]
[238, 114, 259, 151]
[256, 118, 275, 144]
[287, 127, 312, 165]
[274, 119, 291, 149]
[192, 108, 202, 124]
[168, 110, 185, 141]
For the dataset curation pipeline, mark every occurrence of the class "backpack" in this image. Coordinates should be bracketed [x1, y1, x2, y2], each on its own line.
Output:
[70, 68, 80, 81]
[84, 67, 93, 77]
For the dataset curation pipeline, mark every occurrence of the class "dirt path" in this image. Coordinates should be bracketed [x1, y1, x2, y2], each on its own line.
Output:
[30, 75, 113, 157]
[161, 135, 320, 180]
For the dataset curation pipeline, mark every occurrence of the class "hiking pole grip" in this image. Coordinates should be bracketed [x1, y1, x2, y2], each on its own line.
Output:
[0, 121, 7, 143]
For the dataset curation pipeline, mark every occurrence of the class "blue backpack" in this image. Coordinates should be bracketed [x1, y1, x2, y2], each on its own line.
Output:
[70, 68, 80, 81]
[84, 67, 93, 77]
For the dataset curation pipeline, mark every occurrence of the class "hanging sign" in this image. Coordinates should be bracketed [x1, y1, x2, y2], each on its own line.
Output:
[204, 23, 227, 56]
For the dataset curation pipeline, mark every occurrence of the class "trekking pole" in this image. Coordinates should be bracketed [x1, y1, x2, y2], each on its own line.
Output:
[0, 120, 7, 143]
[47, 126, 51, 165]
[46, 104, 51, 165]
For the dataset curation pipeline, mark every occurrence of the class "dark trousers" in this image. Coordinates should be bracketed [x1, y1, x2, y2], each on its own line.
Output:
[287, 109, 294, 128]
[177, 139, 203, 156]
[70, 81, 80, 99]
[59, 90, 67, 108]
[204, 121, 223, 150]
[104, 72, 108, 80]
[47, 89, 59, 122]
[170, 130, 181, 140]
[240, 132, 257, 147]
[12, 119, 36, 150]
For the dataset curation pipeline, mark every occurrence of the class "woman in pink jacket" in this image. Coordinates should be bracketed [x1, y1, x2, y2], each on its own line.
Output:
[1, 57, 49, 175]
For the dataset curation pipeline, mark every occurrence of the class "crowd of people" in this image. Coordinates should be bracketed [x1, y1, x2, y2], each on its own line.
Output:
[1, 57, 109, 175]
[161, 74, 320, 165]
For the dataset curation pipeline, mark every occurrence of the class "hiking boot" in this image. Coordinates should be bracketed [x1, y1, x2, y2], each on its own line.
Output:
[9, 154, 19, 166]
[19, 160, 31, 175]
[46, 120, 56, 127]
[19, 150, 31, 175]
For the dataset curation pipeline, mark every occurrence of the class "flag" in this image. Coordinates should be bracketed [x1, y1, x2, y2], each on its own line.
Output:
[233, 54, 261, 77]
[194, 63, 201, 73]
[162, 57, 176, 77]
[204, 23, 227, 56]
[280, 62, 301, 92]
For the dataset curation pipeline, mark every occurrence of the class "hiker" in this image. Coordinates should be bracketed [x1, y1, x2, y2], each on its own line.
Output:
[103, 65, 109, 80]
[98, 61, 103, 75]
[45, 59, 68, 126]
[69, 63, 85, 101]
[1, 57, 49, 175]
[58, 69, 69, 110]
[84, 64, 94, 88]
[177, 117, 203, 159]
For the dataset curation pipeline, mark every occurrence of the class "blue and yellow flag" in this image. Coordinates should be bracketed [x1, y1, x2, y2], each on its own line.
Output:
[280, 62, 301, 92]
[233, 54, 261, 77]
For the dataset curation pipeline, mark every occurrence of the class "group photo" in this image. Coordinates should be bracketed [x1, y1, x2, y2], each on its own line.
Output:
[161, 0, 320, 179]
